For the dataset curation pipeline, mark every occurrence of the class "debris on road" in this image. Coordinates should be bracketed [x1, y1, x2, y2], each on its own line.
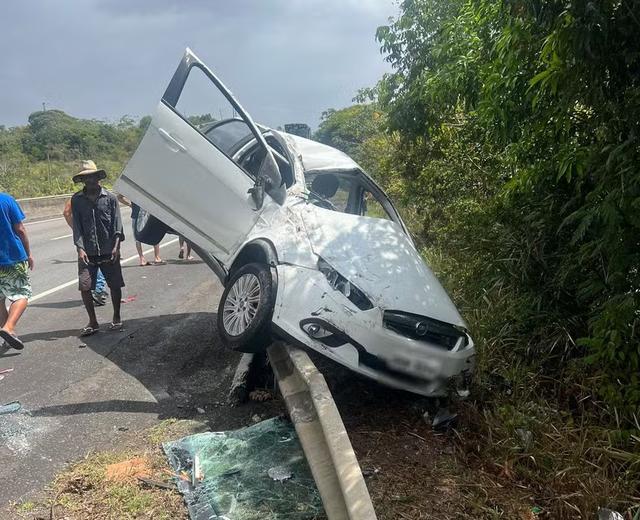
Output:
[516, 428, 533, 450]
[249, 388, 273, 402]
[361, 467, 380, 478]
[137, 476, 175, 490]
[192, 453, 203, 485]
[0, 401, 21, 415]
[120, 295, 137, 304]
[598, 508, 624, 520]
[426, 407, 458, 431]
[0, 368, 14, 375]
[267, 465, 292, 482]
[105, 457, 151, 482]
[163, 417, 322, 519]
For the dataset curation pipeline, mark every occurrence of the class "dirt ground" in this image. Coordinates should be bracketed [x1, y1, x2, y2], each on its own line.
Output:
[311, 353, 540, 520]
[9, 403, 287, 520]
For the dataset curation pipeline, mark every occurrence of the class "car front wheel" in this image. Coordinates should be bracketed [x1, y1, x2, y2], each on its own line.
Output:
[217, 263, 275, 353]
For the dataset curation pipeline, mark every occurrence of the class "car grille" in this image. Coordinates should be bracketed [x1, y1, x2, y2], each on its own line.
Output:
[383, 311, 467, 351]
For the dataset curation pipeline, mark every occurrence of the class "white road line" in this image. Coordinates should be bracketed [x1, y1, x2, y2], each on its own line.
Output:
[26, 209, 132, 226]
[50, 233, 73, 241]
[30, 279, 78, 302]
[30, 238, 180, 302]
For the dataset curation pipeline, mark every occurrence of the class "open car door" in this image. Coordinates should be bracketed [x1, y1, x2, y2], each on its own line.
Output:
[116, 48, 285, 264]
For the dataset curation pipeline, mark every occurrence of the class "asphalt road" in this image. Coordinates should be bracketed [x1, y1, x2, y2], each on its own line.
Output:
[0, 211, 245, 510]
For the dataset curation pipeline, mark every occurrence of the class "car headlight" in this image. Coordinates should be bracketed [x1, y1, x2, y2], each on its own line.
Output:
[317, 258, 373, 310]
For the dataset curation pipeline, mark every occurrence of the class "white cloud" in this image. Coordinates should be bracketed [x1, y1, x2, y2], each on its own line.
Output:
[0, 0, 398, 127]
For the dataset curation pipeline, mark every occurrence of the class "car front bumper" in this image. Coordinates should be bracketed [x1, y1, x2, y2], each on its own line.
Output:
[271, 265, 475, 397]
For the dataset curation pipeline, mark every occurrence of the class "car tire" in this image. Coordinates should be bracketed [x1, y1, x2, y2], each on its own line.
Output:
[217, 263, 275, 353]
[133, 208, 167, 245]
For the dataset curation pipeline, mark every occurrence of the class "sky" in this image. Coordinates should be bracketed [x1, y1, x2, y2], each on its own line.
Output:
[0, 0, 398, 129]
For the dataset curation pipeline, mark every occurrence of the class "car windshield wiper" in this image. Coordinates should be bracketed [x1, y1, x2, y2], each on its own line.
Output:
[304, 191, 337, 211]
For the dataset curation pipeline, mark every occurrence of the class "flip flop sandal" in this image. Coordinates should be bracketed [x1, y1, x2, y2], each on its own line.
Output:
[0, 330, 24, 350]
[79, 326, 99, 337]
[110, 322, 124, 331]
[151, 260, 166, 265]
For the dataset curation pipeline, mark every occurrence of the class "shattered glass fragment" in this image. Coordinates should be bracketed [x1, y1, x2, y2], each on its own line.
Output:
[267, 466, 292, 482]
[164, 417, 323, 519]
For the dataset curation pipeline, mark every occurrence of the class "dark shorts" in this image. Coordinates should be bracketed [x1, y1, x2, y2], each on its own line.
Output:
[78, 255, 125, 292]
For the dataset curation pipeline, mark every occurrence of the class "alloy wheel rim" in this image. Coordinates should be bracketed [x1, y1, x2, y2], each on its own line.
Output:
[222, 273, 261, 336]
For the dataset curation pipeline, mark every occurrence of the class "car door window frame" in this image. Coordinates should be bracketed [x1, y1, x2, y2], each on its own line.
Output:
[235, 133, 296, 188]
[160, 51, 277, 187]
[352, 172, 410, 234]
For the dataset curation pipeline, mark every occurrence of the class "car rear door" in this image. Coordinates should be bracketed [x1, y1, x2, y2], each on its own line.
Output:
[115, 48, 285, 265]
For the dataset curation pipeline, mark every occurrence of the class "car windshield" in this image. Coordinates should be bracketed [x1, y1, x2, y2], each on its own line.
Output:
[306, 173, 352, 212]
[304, 171, 394, 221]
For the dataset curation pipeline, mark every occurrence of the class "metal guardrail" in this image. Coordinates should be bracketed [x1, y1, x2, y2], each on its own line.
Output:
[268, 342, 377, 520]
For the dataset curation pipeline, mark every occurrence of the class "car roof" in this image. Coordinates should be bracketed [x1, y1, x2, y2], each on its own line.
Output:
[280, 133, 361, 174]
[201, 118, 361, 175]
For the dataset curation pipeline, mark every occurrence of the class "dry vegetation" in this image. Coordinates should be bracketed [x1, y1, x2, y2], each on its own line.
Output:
[316, 351, 639, 519]
[10, 420, 203, 520]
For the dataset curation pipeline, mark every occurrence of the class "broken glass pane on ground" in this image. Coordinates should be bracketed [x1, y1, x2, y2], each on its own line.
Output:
[163, 416, 324, 520]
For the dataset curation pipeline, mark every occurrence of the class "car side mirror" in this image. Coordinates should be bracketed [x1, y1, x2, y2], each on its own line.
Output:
[257, 151, 286, 206]
[248, 177, 267, 209]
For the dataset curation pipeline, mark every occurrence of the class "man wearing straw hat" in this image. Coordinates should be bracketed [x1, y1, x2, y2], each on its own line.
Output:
[71, 161, 125, 336]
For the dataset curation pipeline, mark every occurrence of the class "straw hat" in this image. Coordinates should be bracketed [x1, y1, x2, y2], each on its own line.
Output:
[73, 160, 106, 183]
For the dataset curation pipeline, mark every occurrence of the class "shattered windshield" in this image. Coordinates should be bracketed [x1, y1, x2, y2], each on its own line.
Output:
[164, 417, 324, 519]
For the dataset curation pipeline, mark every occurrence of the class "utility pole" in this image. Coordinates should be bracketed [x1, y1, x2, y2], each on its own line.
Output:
[43, 101, 51, 183]
[46, 149, 51, 184]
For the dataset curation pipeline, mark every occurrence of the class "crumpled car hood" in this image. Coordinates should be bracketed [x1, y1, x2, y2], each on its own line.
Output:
[300, 206, 466, 327]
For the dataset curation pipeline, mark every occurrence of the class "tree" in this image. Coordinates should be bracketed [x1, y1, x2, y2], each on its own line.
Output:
[188, 113, 215, 126]
[0, 109, 148, 197]
[314, 104, 384, 160]
[374, 0, 640, 412]
[138, 116, 152, 132]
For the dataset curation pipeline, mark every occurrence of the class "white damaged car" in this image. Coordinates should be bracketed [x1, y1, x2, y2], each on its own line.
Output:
[115, 49, 475, 396]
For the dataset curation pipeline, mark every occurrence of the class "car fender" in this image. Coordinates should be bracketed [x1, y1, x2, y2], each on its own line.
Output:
[228, 238, 279, 276]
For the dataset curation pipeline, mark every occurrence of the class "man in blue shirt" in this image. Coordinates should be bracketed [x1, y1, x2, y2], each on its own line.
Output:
[0, 192, 34, 350]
